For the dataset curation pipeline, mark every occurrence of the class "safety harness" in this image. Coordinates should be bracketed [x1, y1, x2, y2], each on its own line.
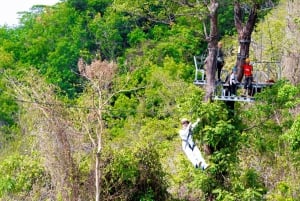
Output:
[183, 124, 195, 150]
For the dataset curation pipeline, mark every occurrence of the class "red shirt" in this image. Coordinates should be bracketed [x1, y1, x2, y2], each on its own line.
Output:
[243, 63, 253, 76]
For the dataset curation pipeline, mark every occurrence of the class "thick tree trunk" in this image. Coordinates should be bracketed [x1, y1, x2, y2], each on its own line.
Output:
[204, 0, 219, 102]
[281, 0, 300, 84]
[234, 2, 258, 82]
[204, 2, 219, 201]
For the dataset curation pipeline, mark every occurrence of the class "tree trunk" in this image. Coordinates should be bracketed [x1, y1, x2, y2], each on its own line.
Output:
[204, 0, 219, 102]
[95, 152, 101, 201]
[234, 2, 258, 82]
[281, 0, 300, 84]
[95, 108, 103, 201]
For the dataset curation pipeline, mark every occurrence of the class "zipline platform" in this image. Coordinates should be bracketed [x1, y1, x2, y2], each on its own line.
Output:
[193, 56, 280, 102]
[213, 95, 255, 102]
[212, 82, 272, 102]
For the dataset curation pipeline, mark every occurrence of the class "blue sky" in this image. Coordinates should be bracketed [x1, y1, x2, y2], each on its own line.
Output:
[0, 0, 59, 26]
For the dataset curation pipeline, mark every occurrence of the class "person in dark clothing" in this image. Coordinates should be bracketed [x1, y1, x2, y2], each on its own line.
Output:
[229, 66, 238, 96]
[216, 41, 225, 82]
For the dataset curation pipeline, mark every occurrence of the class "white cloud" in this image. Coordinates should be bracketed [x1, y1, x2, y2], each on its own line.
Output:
[0, 0, 59, 26]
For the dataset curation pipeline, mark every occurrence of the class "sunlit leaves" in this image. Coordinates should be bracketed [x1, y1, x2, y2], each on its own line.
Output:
[283, 115, 300, 151]
[0, 154, 45, 196]
[266, 182, 295, 201]
[128, 28, 147, 46]
[102, 144, 168, 200]
[0, 48, 14, 69]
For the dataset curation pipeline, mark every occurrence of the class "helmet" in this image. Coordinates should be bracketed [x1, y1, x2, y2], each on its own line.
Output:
[181, 118, 189, 123]
[245, 58, 250, 63]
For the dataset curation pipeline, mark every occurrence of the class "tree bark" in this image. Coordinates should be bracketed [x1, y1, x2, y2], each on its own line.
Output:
[281, 0, 300, 84]
[234, 2, 258, 82]
[204, 0, 219, 102]
[95, 105, 103, 201]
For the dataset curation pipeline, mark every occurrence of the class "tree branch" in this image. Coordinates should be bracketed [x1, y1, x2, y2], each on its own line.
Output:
[234, 1, 243, 33]
[245, 3, 258, 35]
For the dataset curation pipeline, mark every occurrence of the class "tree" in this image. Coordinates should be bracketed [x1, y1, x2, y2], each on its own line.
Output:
[281, 0, 300, 84]
[112, 0, 219, 101]
[77, 58, 145, 201]
[77, 58, 117, 201]
[234, 1, 258, 81]
[17, 3, 87, 97]
[203, 0, 220, 102]
[7, 69, 81, 200]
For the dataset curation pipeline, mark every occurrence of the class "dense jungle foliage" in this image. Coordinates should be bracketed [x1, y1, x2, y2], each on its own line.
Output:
[0, 0, 300, 200]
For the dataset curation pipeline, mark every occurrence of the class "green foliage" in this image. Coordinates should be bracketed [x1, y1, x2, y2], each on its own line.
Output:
[104, 149, 139, 186]
[218, 3, 236, 36]
[174, 97, 251, 200]
[146, 23, 203, 64]
[203, 119, 239, 151]
[237, 80, 300, 201]
[266, 182, 296, 201]
[213, 189, 236, 201]
[107, 93, 139, 138]
[131, 143, 169, 201]
[68, 0, 88, 11]
[0, 0, 299, 200]
[128, 28, 147, 46]
[87, 0, 112, 15]
[252, 2, 286, 61]
[241, 168, 263, 189]
[283, 115, 300, 151]
[163, 56, 194, 81]
[0, 153, 46, 197]
[0, 85, 18, 126]
[112, 93, 139, 118]
[88, 11, 125, 60]
[209, 168, 266, 201]
[0, 70, 19, 144]
[14, 4, 87, 98]
[0, 47, 14, 68]
[148, 25, 170, 41]
[250, 80, 299, 133]
[102, 144, 169, 201]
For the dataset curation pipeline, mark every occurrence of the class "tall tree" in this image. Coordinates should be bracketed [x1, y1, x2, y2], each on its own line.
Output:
[77, 58, 144, 201]
[203, 0, 219, 102]
[77, 58, 117, 201]
[234, 1, 259, 81]
[281, 0, 300, 84]
[112, 0, 220, 101]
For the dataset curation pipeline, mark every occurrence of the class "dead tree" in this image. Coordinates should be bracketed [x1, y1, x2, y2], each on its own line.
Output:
[78, 58, 117, 201]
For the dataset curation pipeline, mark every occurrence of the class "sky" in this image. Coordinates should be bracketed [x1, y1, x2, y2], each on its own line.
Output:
[0, 0, 60, 26]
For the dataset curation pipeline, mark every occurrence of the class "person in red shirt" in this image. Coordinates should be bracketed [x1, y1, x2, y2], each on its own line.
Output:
[242, 58, 253, 96]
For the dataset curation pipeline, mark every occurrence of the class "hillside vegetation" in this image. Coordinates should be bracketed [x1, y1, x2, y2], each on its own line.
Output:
[0, 0, 300, 200]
